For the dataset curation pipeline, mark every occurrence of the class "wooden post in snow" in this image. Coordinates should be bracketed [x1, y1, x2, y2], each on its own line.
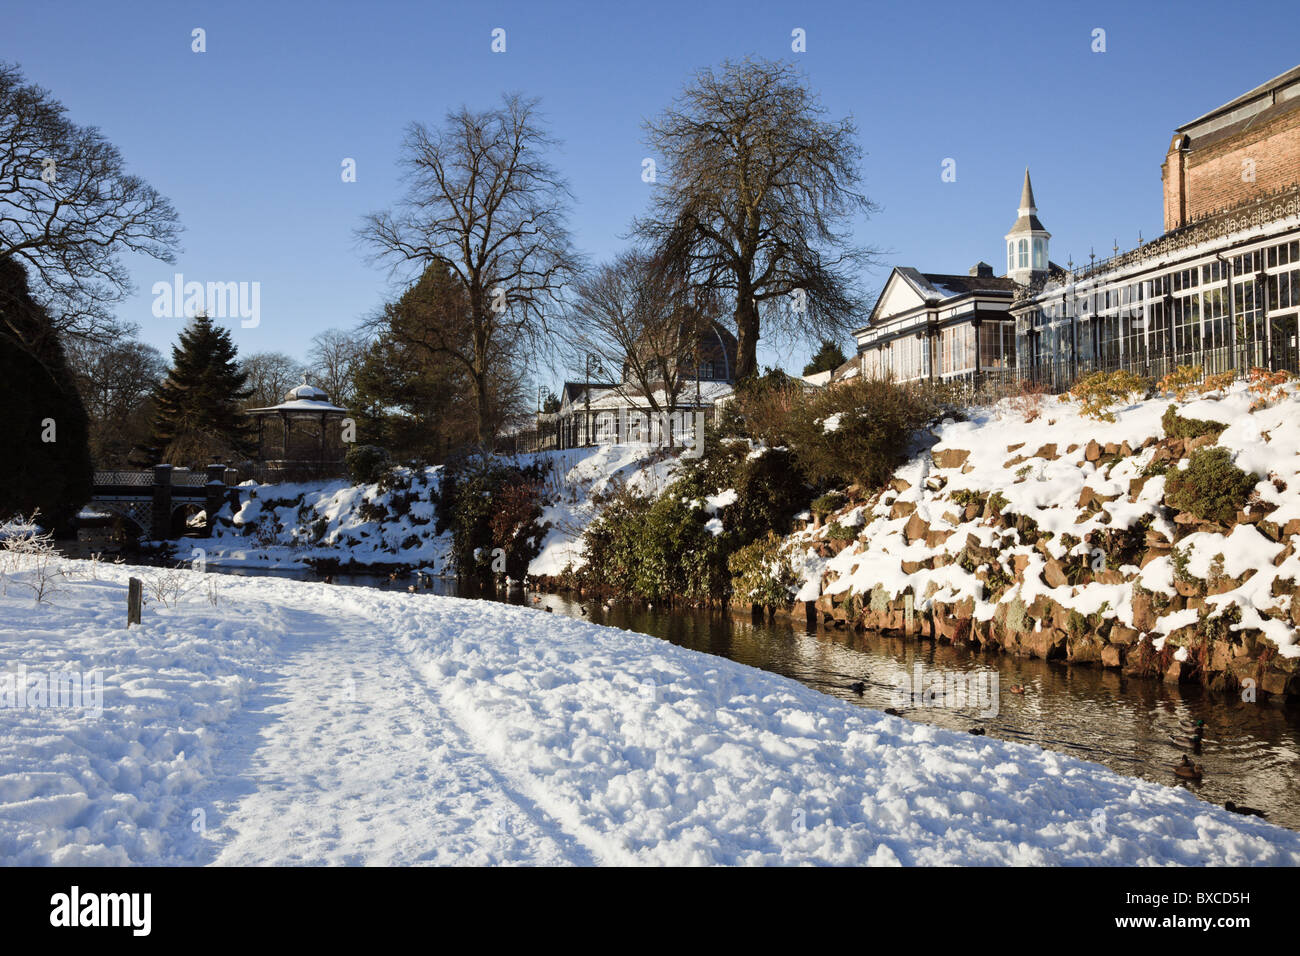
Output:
[127, 577, 143, 626]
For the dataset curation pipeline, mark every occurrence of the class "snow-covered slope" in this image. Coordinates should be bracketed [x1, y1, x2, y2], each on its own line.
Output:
[190, 445, 678, 578]
[2, 558, 1297, 865]
[790, 380, 1300, 689]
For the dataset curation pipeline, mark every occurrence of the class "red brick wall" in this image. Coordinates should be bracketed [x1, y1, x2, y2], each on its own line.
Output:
[1163, 105, 1300, 231]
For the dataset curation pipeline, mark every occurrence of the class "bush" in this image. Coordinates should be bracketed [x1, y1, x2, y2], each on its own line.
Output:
[1156, 365, 1203, 401]
[724, 374, 933, 492]
[582, 484, 726, 602]
[824, 522, 856, 541]
[436, 455, 551, 576]
[489, 479, 548, 579]
[1069, 370, 1150, 422]
[671, 442, 809, 546]
[1164, 447, 1257, 525]
[346, 444, 391, 485]
[1157, 365, 1236, 401]
[811, 491, 847, 516]
[580, 486, 653, 595]
[728, 532, 799, 607]
[720, 369, 808, 447]
[1247, 367, 1293, 410]
[1161, 404, 1227, 442]
[1008, 380, 1050, 423]
[790, 377, 935, 490]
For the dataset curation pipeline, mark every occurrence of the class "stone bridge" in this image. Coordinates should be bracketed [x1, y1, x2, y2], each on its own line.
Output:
[89, 464, 242, 540]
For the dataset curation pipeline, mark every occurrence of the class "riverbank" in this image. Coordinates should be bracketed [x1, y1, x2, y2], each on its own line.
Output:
[2, 557, 1298, 864]
[784, 378, 1300, 702]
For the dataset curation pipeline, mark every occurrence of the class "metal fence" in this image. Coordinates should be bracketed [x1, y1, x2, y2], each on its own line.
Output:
[923, 341, 1299, 407]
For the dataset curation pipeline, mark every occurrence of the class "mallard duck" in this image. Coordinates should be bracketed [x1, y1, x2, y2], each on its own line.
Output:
[1224, 801, 1266, 818]
[1173, 755, 1203, 780]
[407, 585, 416, 593]
[850, 681, 866, 696]
[884, 707, 902, 717]
[322, 574, 334, 585]
[969, 728, 986, 736]
[1009, 684, 1027, 695]
[544, 606, 553, 613]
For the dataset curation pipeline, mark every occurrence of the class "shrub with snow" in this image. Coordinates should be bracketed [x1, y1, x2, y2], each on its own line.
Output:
[1165, 447, 1258, 525]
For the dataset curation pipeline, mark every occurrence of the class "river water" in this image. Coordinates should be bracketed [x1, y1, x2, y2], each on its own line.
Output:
[199, 564, 1300, 830]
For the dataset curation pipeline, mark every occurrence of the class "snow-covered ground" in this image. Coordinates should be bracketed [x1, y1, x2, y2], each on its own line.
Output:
[188, 444, 677, 578]
[2, 558, 1298, 865]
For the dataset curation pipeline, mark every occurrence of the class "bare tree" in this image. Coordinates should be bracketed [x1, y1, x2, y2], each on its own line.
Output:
[0, 61, 181, 353]
[306, 328, 365, 408]
[359, 94, 579, 447]
[240, 351, 306, 409]
[567, 250, 717, 445]
[637, 58, 876, 380]
[65, 336, 167, 467]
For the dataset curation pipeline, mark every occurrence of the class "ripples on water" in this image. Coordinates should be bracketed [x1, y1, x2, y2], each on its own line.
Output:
[217, 566, 1300, 831]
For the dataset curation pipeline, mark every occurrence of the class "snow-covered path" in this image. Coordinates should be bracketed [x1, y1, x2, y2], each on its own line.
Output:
[3, 561, 1300, 866]
[205, 604, 587, 865]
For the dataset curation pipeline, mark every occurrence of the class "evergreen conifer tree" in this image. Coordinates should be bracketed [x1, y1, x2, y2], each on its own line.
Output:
[803, 339, 848, 376]
[147, 313, 254, 467]
[0, 258, 93, 530]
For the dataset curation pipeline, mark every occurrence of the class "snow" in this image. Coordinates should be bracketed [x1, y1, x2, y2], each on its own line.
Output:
[788, 381, 1300, 659]
[245, 398, 346, 413]
[528, 445, 680, 576]
[703, 489, 738, 514]
[2, 557, 1298, 866]
[188, 445, 682, 580]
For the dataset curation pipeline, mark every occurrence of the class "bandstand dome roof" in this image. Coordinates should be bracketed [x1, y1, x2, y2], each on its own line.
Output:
[246, 378, 346, 415]
[286, 381, 329, 402]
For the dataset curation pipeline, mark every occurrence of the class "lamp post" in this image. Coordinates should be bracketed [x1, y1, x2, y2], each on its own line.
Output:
[536, 385, 545, 453]
[585, 353, 601, 447]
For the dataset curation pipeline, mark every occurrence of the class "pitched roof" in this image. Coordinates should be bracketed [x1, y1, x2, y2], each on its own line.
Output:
[917, 271, 1019, 297]
[1177, 63, 1300, 135]
[1006, 169, 1048, 235]
[859, 266, 1017, 333]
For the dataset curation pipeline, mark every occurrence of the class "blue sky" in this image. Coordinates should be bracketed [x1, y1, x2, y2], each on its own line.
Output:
[5, 0, 1299, 391]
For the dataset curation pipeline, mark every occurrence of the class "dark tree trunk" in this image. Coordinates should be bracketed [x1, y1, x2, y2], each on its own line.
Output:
[734, 297, 760, 381]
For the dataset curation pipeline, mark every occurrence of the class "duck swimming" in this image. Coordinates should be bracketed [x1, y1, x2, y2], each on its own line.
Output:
[1173, 755, 1203, 780]
[1224, 801, 1266, 818]
[850, 681, 866, 696]
[1009, 684, 1027, 695]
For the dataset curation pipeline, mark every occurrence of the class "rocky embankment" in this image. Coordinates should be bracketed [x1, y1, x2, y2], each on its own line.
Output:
[788, 382, 1300, 700]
